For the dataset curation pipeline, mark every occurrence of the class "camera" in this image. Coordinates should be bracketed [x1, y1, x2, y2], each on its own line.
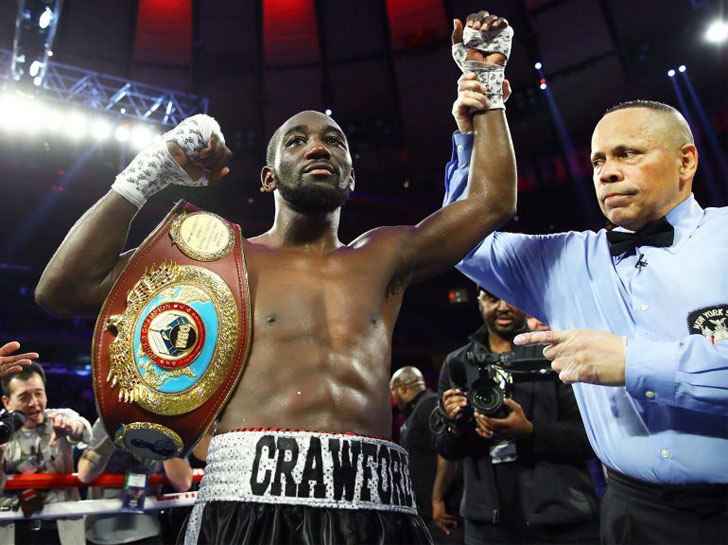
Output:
[465, 352, 514, 418]
[0, 409, 26, 444]
[448, 347, 554, 427]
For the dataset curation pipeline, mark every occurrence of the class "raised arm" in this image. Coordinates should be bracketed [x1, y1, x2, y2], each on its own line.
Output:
[36, 116, 231, 316]
[394, 12, 517, 285]
[35, 191, 138, 316]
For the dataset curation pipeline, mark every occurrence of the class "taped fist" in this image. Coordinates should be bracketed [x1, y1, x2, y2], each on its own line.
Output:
[452, 10, 513, 111]
[111, 114, 232, 208]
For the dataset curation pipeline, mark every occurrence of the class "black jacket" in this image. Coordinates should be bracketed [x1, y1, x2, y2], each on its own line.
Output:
[435, 326, 599, 527]
[399, 389, 439, 520]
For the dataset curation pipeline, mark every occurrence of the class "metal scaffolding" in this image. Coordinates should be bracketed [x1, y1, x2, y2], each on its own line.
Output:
[0, 48, 208, 127]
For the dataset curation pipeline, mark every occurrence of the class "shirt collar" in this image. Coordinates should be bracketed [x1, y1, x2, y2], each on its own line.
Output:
[610, 193, 703, 255]
[664, 193, 703, 253]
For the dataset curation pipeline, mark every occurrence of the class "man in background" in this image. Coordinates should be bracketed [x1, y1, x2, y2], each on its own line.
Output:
[391, 366, 463, 544]
[78, 418, 193, 545]
[0, 362, 91, 545]
[436, 288, 599, 544]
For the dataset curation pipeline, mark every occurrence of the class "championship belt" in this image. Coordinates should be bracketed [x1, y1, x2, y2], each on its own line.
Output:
[92, 201, 251, 460]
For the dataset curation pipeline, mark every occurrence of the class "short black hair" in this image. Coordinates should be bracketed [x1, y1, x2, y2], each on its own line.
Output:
[1, 362, 46, 397]
[266, 126, 283, 167]
[605, 99, 679, 116]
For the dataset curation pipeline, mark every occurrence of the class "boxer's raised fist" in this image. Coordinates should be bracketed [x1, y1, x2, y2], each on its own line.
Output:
[167, 128, 232, 185]
[112, 114, 232, 207]
[452, 12, 510, 65]
[451, 10, 513, 111]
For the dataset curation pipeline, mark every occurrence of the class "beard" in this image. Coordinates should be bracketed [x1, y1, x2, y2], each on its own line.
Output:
[275, 169, 351, 214]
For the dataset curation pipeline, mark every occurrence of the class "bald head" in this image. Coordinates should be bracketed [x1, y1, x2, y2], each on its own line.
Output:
[266, 110, 346, 167]
[602, 100, 693, 151]
[390, 366, 425, 389]
[390, 366, 426, 410]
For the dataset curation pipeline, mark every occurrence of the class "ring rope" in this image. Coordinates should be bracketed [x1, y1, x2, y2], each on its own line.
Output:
[3, 469, 204, 490]
[0, 491, 198, 521]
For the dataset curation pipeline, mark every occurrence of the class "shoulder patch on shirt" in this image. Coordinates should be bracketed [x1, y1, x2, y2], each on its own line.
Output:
[687, 305, 728, 344]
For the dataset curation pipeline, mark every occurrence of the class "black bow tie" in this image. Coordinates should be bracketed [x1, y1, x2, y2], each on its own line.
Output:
[606, 216, 675, 257]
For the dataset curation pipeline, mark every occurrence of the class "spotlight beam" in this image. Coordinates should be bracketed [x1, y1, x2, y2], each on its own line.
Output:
[669, 77, 724, 205]
[1, 143, 99, 260]
[679, 71, 728, 180]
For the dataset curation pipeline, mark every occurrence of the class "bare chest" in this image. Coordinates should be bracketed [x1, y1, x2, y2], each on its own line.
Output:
[243, 243, 401, 340]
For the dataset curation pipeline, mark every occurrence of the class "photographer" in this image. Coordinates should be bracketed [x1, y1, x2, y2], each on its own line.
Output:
[78, 417, 193, 545]
[435, 288, 599, 544]
[0, 362, 91, 545]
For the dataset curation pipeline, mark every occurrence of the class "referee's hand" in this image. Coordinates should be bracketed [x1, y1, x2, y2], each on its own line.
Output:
[514, 328, 626, 386]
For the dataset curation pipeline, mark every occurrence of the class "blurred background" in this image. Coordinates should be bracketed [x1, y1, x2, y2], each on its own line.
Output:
[0, 0, 726, 416]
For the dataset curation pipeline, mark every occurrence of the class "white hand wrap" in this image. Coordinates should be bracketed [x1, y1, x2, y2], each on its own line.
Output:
[111, 114, 224, 208]
[452, 25, 514, 111]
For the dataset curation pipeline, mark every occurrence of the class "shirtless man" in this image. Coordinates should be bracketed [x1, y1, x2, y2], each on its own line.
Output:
[36, 11, 514, 544]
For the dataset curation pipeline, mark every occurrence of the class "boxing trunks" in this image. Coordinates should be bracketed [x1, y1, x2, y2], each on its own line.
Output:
[180, 429, 433, 545]
[92, 201, 252, 460]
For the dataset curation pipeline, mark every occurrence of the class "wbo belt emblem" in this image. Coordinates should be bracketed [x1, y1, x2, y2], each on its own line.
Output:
[687, 304, 728, 344]
[140, 302, 205, 368]
[105, 260, 238, 416]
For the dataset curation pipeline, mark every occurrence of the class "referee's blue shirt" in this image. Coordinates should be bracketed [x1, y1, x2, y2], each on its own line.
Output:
[444, 132, 728, 484]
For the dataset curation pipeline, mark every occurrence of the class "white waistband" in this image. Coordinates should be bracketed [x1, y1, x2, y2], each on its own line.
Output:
[195, 430, 417, 514]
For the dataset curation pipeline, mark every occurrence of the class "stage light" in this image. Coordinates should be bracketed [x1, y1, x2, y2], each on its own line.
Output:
[29, 60, 42, 77]
[678, 65, 686, 73]
[65, 112, 88, 139]
[540, 83, 547, 90]
[706, 20, 728, 43]
[447, 288, 469, 304]
[46, 109, 64, 132]
[47, 50, 53, 57]
[131, 126, 153, 149]
[0, 94, 24, 131]
[39, 7, 53, 29]
[667, 69, 676, 77]
[115, 124, 130, 142]
[120, 107, 126, 114]
[22, 101, 46, 133]
[91, 119, 111, 141]
[534, 62, 542, 70]
[325, 109, 332, 116]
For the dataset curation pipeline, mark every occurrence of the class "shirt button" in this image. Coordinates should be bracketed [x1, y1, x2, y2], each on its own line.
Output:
[660, 449, 671, 459]
[640, 304, 649, 311]
[457, 144, 464, 152]
[645, 390, 655, 399]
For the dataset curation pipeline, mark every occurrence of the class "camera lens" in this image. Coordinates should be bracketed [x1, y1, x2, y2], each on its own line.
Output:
[469, 378, 504, 416]
[0, 410, 25, 444]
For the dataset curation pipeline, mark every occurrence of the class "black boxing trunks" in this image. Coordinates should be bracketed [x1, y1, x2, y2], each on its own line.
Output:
[179, 429, 433, 545]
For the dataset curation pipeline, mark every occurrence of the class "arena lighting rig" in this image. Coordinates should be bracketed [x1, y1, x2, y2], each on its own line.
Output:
[11, 0, 63, 89]
[0, 48, 208, 150]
